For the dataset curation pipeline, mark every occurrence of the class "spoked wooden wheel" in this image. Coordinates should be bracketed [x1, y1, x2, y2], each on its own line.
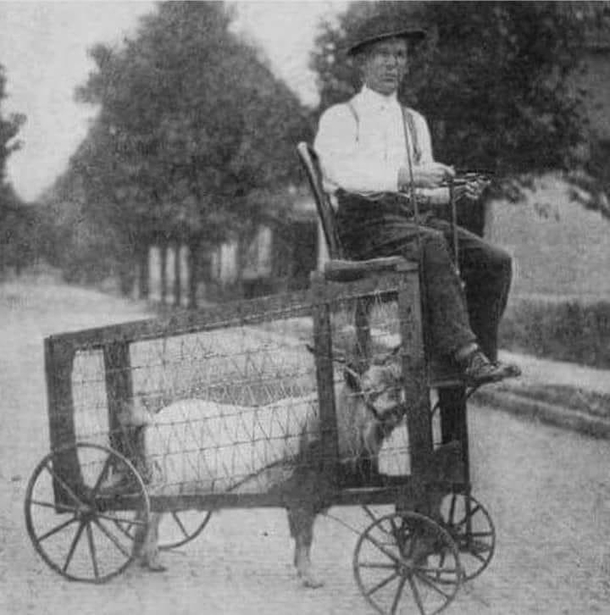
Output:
[24, 443, 150, 583]
[438, 493, 495, 581]
[158, 510, 213, 551]
[354, 511, 463, 615]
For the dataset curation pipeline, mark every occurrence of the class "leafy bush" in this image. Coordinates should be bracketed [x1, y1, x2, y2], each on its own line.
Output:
[499, 298, 610, 368]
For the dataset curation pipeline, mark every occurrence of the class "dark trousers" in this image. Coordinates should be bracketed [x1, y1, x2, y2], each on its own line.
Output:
[336, 192, 512, 361]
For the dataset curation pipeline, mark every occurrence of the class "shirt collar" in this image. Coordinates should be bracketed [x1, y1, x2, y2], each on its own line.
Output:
[357, 86, 400, 111]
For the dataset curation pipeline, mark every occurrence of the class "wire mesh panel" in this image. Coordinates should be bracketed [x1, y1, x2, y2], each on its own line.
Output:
[46, 269, 431, 508]
[324, 280, 413, 483]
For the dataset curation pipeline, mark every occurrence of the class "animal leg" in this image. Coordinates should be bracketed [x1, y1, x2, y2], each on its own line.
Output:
[287, 506, 323, 588]
[134, 512, 167, 572]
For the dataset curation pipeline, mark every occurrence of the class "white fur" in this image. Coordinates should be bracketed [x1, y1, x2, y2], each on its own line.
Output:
[126, 359, 406, 586]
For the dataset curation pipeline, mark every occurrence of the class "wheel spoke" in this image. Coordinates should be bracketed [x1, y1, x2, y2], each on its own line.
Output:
[91, 455, 114, 497]
[470, 550, 488, 564]
[62, 521, 86, 573]
[454, 504, 481, 528]
[407, 574, 427, 615]
[359, 561, 397, 570]
[91, 518, 131, 558]
[414, 569, 454, 598]
[44, 463, 86, 508]
[447, 494, 458, 525]
[95, 511, 147, 527]
[463, 531, 493, 539]
[366, 570, 400, 597]
[362, 505, 378, 524]
[86, 523, 99, 580]
[38, 516, 78, 542]
[371, 518, 398, 545]
[171, 512, 189, 538]
[112, 519, 136, 540]
[390, 575, 408, 615]
[363, 532, 402, 565]
[414, 564, 460, 578]
[437, 546, 447, 574]
[30, 499, 79, 514]
[388, 515, 400, 538]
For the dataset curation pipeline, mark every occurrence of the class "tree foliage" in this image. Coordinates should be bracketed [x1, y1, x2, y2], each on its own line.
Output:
[72, 1, 310, 248]
[311, 1, 597, 179]
[0, 64, 25, 190]
[0, 63, 30, 272]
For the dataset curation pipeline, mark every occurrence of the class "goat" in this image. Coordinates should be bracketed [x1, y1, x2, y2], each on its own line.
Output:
[121, 353, 407, 588]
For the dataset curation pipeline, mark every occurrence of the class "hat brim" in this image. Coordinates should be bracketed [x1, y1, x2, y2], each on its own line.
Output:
[347, 28, 426, 56]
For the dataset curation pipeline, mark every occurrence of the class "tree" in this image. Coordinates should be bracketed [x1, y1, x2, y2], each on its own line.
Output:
[64, 1, 311, 301]
[0, 64, 25, 190]
[311, 1, 595, 182]
[0, 63, 28, 273]
[74, 1, 310, 249]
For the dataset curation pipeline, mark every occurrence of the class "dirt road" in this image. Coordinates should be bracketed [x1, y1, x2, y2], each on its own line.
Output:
[1, 274, 610, 614]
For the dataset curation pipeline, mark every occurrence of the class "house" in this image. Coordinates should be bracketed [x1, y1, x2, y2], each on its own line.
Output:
[204, 186, 325, 299]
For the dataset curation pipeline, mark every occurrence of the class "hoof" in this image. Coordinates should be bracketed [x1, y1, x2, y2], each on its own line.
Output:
[299, 573, 324, 589]
[140, 560, 167, 573]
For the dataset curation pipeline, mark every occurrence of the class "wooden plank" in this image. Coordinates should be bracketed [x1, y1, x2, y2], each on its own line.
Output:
[397, 266, 433, 503]
[354, 297, 372, 365]
[45, 338, 75, 451]
[103, 342, 140, 466]
[46, 275, 406, 355]
[438, 385, 471, 485]
[44, 337, 82, 506]
[46, 289, 312, 350]
[310, 271, 339, 477]
[323, 256, 417, 282]
[138, 484, 412, 512]
[315, 272, 403, 306]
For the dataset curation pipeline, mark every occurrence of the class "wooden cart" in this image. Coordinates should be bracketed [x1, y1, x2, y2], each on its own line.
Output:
[25, 247, 495, 614]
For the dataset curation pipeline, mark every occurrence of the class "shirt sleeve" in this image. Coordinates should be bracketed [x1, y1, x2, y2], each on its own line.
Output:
[313, 105, 401, 193]
[410, 109, 434, 165]
[411, 110, 450, 204]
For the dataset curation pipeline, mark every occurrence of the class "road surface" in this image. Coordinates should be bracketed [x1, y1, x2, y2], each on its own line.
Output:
[1, 274, 609, 614]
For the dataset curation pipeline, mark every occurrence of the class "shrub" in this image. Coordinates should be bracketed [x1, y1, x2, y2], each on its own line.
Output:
[499, 298, 610, 368]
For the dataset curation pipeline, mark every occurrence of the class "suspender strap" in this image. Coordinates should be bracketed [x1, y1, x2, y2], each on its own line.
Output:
[347, 101, 360, 142]
[402, 107, 422, 164]
[347, 99, 422, 163]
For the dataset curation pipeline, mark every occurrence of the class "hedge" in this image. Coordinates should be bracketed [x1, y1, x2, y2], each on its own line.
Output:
[499, 298, 610, 369]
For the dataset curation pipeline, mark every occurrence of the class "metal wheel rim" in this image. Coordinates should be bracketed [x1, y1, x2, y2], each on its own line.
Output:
[158, 510, 213, 551]
[353, 511, 463, 615]
[440, 493, 495, 581]
[24, 442, 150, 583]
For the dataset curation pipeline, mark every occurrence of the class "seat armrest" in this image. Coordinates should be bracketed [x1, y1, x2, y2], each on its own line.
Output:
[323, 257, 417, 282]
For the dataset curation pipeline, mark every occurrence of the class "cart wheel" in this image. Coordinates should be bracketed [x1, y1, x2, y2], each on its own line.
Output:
[439, 493, 495, 581]
[158, 510, 213, 551]
[24, 442, 150, 583]
[354, 511, 463, 615]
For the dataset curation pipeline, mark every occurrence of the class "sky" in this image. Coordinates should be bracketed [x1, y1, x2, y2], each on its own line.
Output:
[0, 1, 347, 202]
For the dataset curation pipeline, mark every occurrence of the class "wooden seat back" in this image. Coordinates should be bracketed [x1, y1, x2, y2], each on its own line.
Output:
[296, 142, 344, 260]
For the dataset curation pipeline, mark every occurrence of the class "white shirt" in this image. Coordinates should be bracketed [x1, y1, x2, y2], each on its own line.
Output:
[314, 86, 435, 195]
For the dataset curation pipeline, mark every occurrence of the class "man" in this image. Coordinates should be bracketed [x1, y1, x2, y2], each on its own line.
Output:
[314, 14, 520, 385]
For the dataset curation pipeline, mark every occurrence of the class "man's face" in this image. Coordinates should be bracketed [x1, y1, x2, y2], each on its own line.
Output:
[360, 37, 408, 96]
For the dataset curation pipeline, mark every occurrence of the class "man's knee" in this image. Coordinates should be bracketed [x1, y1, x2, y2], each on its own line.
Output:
[495, 247, 512, 287]
[496, 246, 512, 269]
[481, 243, 512, 279]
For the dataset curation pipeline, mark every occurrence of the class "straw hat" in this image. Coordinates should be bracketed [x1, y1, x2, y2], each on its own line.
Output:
[347, 14, 426, 56]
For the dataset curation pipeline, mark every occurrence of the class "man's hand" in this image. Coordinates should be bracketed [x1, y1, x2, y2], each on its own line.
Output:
[398, 162, 455, 191]
[454, 177, 490, 202]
